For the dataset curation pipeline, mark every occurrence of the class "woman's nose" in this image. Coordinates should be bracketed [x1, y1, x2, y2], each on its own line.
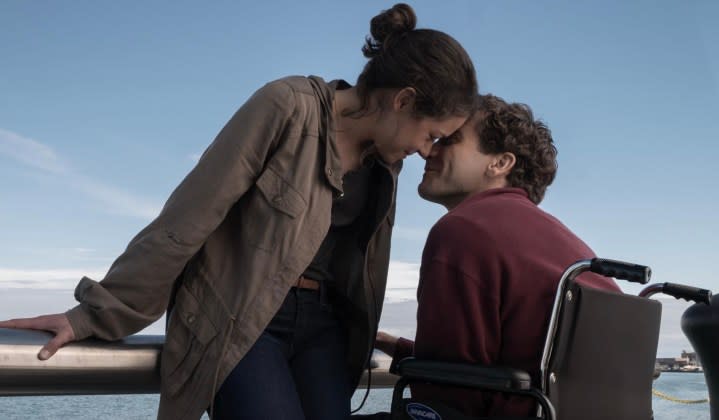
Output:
[418, 141, 434, 159]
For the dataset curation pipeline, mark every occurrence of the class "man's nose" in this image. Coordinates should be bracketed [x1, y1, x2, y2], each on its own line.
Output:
[420, 142, 440, 160]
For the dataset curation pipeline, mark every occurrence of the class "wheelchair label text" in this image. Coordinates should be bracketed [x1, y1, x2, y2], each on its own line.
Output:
[406, 402, 442, 420]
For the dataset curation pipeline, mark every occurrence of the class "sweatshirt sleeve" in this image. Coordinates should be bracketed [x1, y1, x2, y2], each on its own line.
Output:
[65, 80, 297, 341]
[389, 337, 415, 373]
[413, 215, 502, 365]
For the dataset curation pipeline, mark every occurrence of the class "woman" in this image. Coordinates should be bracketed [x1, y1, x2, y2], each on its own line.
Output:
[0, 4, 477, 419]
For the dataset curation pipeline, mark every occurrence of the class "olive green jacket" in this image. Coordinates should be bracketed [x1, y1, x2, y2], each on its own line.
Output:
[65, 76, 400, 419]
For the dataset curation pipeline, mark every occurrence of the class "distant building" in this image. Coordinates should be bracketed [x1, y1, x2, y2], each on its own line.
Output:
[655, 350, 702, 372]
[682, 350, 700, 365]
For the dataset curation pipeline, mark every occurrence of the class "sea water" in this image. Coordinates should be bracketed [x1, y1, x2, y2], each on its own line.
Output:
[0, 372, 709, 419]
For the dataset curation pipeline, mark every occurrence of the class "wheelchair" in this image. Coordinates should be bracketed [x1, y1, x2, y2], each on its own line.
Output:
[388, 258, 712, 420]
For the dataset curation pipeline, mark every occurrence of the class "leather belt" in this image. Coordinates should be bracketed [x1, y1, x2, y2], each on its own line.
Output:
[295, 276, 320, 291]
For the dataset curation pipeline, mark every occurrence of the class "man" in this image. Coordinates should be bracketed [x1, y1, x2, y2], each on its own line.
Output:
[375, 94, 621, 417]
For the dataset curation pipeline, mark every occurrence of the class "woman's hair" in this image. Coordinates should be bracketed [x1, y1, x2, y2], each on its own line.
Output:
[353, 3, 478, 119]
[475, 94, 558, 204]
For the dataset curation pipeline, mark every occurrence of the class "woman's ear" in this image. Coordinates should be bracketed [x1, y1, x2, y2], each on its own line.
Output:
[393, 87, 417, 111]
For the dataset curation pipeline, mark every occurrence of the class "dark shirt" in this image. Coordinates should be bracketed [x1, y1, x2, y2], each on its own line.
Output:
[302, 162, 373, 283]
[391, 188, 621, 417]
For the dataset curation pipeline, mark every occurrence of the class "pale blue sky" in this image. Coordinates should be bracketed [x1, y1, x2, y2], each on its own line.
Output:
[1, 1, 717, 356]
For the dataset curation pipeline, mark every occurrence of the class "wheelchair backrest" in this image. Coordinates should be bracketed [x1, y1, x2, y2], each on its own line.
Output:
[544, 280, 661, 420]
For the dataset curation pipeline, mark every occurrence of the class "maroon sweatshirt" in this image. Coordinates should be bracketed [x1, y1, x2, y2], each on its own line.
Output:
[391, 188, 620, 417]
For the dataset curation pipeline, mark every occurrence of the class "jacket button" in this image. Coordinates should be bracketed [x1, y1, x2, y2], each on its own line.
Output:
[187, 314, 196, 324]
[272, 196, 283, 205]
[327, 168, 333, 176]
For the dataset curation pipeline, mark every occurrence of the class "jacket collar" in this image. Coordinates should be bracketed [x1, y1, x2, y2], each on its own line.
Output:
[307, 75, 344, 193]
[307, 75, 402, 192]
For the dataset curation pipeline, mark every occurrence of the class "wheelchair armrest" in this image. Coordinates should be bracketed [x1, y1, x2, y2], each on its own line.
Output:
[396, 357, 533, 391]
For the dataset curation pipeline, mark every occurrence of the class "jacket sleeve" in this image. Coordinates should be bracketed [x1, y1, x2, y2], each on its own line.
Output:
[65, 80, 297, 341]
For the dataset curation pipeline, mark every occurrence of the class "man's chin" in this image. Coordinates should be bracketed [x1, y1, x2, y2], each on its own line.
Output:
[418, 183, 439, 203]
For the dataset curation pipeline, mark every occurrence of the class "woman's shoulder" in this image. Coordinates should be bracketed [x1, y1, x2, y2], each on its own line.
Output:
[251, 76, 330, 116]
[262, 75, 326, 97]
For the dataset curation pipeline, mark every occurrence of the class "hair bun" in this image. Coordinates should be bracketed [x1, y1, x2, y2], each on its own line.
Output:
[363, 3, 417, 58]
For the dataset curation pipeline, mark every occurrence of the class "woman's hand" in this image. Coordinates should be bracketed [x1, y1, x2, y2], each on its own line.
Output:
[0, 314, 76, 360]
[374, 330, 399, 357]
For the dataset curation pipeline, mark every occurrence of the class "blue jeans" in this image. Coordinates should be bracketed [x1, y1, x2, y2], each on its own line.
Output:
[213, 288, 351, 420]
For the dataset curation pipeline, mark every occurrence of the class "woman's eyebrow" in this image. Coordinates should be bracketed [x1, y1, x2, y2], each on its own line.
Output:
[447, 130, 463, 140]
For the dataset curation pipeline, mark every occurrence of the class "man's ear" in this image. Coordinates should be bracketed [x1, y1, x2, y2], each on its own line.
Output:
[393, 87, 417, 111]
[489, 152, 516, 177]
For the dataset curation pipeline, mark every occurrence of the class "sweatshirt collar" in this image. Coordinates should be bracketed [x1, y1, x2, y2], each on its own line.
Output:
[452, 187, 529, 212]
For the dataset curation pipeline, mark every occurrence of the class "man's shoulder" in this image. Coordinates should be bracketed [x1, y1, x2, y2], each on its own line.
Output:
[460, 188, 534, 211]
[422, 211, 505, 281]
[426, 212, 493, 257]
[429, 193, 524, 238]
[427, 188, 570, 254]
[443, 190, 538, 230]
[431, 212, 481, 237]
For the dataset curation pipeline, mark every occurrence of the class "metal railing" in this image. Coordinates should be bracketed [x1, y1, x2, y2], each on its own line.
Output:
[0, 328, 395, 396]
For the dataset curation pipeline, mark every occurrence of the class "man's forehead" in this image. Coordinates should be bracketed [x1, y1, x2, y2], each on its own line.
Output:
[454, 115, 482, 143]
[458, 119, 478, 137]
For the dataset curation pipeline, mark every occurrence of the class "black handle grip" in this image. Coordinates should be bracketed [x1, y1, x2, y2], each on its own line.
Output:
[590, 258, 651, 284]
[662, 283, 712, 304]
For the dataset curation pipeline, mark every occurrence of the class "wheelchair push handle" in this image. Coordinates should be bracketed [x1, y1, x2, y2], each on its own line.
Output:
[589, 258, 651, 284]
[661, 282, 712, 304]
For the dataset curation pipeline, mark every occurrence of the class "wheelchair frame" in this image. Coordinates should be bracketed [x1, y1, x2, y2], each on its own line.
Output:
[389, 258, 711, 420]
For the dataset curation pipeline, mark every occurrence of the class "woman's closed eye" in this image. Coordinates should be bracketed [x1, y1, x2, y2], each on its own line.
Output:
[436, 134, 458, 146]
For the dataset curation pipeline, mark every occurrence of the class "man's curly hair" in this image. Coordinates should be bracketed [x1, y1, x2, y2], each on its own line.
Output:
[474, 94, 558, 204]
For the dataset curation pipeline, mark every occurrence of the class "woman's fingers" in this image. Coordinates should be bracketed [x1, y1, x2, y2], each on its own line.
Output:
[0, 314, 76, 360]
[0, 317, 42, 330]
[0, 314, 70, 333]
[1, 316, 51, 331]
[39, 328, 74, 360]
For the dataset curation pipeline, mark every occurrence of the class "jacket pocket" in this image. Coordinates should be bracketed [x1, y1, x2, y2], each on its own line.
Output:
[243, 166, 307, 251]
[160, 284, 219, 396]
[255, 166, 306, 218]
